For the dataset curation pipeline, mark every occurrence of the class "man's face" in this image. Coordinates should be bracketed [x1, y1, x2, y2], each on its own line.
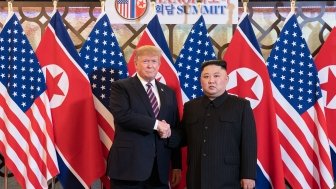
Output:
[135, 55, 161, 82]
[200, 64, 228, 100]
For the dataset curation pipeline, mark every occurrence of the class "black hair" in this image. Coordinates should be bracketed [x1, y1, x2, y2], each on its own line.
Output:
[200, 60, 227, 72]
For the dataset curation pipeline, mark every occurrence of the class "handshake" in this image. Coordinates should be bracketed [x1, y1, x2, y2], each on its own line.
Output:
[157, 120, 171, 139]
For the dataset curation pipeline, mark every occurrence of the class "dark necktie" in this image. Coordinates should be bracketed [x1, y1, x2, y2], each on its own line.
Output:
[146, 82, 159, 117]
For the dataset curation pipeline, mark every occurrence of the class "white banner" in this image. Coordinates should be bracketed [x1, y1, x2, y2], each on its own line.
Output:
[106, 0, 238, 24]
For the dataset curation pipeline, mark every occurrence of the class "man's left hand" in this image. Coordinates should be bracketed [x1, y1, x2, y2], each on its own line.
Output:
[240, 179, 255, 189]
[170, 169, 182, 188]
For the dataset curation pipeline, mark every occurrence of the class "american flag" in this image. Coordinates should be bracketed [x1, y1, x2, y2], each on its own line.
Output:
[315, 27, 336, 181]
[79, 13, 128, 188]
[0, 13, 59, 189]
[173, 15, 215, 189]
[224, 13, 285, 189]
[36, 11, 105, 189]
[266, 12, 334, 189]
[174, 15, 216, 102]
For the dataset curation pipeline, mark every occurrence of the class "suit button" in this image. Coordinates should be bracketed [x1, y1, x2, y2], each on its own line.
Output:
[203, 139, 206, 143]
[204, 126, 208, 130]
[203, 153, 207, 157]
[206, 113, 210, 116]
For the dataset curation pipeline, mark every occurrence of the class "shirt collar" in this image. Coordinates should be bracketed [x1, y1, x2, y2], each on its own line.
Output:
[136, 74, 156, 88]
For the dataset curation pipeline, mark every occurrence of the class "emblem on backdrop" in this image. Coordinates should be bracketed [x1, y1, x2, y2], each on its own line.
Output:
[115, 0, 149, 20]
[106, 0, 238, 24]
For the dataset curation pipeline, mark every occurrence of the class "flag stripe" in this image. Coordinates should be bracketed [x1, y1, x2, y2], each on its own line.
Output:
[32, 96, 59, 177]
[25, 109, 48, 182]
[98, 127, 111, 158]
[280, 145, 312, 189]
[256, 160, 272, 188]
[0, 132, 33, 189]
[94, 95, 115, 152]
[55, 147, 88, 187]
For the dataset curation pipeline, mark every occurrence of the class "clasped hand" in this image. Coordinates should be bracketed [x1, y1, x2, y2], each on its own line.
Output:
[157, 120, 171, 138]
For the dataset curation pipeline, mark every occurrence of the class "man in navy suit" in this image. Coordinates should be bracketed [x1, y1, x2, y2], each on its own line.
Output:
[107, 45, 181, 189]
[181, 60, 257, 189]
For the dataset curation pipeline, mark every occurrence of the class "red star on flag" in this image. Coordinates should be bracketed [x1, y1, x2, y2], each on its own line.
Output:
[320, 68, 336, 106]
[45, 68, 64, 100]
[228, 73, 258, 100]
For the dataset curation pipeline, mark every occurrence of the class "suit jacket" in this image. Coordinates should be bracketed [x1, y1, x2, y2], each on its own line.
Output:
[107, 76, 181, 183]
[181, 91, 257, 189]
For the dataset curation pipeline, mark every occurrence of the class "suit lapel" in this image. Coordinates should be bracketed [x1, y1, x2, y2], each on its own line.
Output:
[156, 81, 166, 119]
[131, 76, 155, 117]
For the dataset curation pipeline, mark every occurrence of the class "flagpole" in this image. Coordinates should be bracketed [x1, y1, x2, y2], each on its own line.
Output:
[51, 3, 57, 189]
[4, 2, 13, 188]
[96, 0, 105, 177]
[4, 165, 8, 189]
[51, 2, 58, 188]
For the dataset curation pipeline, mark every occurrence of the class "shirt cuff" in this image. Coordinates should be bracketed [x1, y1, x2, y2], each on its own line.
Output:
[154, 120, 158, 130]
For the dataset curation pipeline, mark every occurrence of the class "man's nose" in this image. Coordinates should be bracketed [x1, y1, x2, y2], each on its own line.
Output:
[208, 76, 215, 83]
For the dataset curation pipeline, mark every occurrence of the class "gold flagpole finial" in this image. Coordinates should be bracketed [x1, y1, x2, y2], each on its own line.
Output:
[242, 0, 249, 13]
[290, 0, 296, 13]
[197, 0, 202, 15]
[7, 0, 13, 15]
[53, 0, 58, 12]
[151, 0, 156, 14]
[100, 0, 105, 13]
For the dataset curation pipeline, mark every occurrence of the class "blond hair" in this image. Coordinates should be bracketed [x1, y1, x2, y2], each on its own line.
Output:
[134, 45, 161, 61]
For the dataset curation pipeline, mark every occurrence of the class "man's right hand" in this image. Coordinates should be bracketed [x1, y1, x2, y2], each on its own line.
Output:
[157, 120, 171, 138]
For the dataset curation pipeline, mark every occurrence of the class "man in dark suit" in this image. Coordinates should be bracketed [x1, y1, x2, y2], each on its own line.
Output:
[107, 45, 181, 189]
[181, 60, 257, 189]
